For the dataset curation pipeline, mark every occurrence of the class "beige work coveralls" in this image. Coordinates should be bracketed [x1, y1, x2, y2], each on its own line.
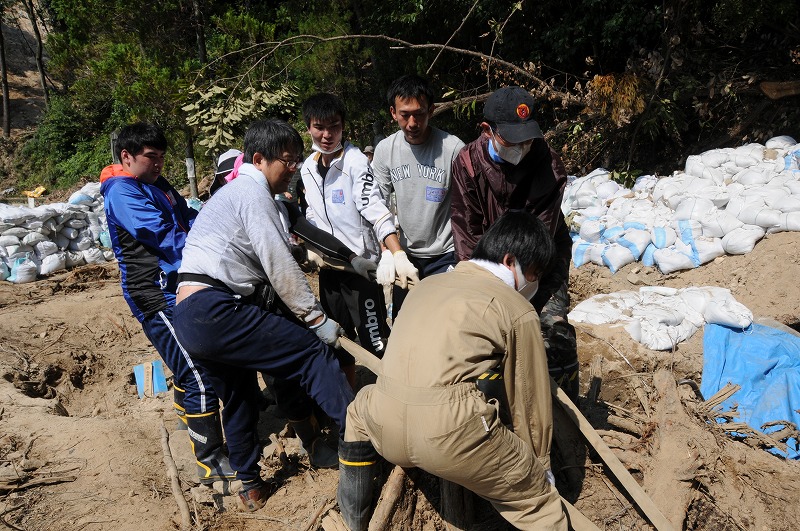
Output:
[345, 262, 567, 529]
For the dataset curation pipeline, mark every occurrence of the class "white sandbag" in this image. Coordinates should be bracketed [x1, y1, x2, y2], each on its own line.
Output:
[65, 218, 87, 229]
[704, 294, 753, 329]
[34, 240, 58, 259]
[601, 244, 636, 274]
[64, 250, 86, 268]
[60, 227, 79, 239]
[568, 291, 641, 325]
[0, 204, 34, 225]
[572, 241, 604, 268]
[609, 228, 651, 260]
[8, 256, 37, 284]
[39, 252, 66, 276]
[596, 180, 623, 201]
[734, 168, 771, 185]
[68, 232, 94, 251]
[103, 250, 115, 262]
[653, 246, 697, 274]
[632, 174, 658, 193]
[700, 149, 730, 167]
[53, 232, 70, 250]
[82, 247, 106, 264]
[771, 196, 800, 213]
[641, 243, 657, 266]
[721, 225, 765, 254]
[778, 212, 800, 232]
[766, 135, 797, 149]
[22, 231, 48, 246]
[650, 226, 677, 248]
[694, 237, 725, 265]
[735, 207, 781, 230]
[674, 197, 716, 221]
[0, 260, 9, 281]
[578, 219, 606, 242]
[700, 211, 743, 238]
[673, 219, 703, 242]
[0, 234, 20, 247]
[2, 226, 29, 238]
[786, 181, 800, 195]
[6, 244, 34, 260]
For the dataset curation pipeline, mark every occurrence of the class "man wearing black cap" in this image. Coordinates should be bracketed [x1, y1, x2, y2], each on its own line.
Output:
[450, 86, 579, 404]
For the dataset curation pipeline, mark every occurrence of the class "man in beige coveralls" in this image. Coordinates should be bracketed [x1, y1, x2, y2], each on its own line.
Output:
[337, 211, 568, 530]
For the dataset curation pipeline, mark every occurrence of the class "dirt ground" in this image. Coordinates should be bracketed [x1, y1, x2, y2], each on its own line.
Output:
[1, 230, 799, 531]
[3, 10, 800, 531]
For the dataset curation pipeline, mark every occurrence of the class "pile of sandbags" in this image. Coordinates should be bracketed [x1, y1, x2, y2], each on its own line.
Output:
[1, 183, 114, 284]
[569, 286, 753, 350]
[564, 135, 800, 274]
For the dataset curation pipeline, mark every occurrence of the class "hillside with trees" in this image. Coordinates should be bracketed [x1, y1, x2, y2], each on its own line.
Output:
[0, 0, 796, 193]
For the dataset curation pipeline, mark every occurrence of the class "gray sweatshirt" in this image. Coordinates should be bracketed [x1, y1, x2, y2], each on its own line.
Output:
[178, 163, 323, 323]
[372, 127, 464, 258]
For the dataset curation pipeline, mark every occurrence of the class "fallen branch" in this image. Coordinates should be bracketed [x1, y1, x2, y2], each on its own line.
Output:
[368, 465, 406, 531]
[0, 474, 77, 493]
[269, 433, 291, 469]
[302, 496, 336, 531]
[159, 422, 191, 531]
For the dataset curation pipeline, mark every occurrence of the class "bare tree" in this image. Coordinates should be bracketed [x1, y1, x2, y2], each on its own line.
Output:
[22, 0, 48, 108]
[0, 15, 9, 137]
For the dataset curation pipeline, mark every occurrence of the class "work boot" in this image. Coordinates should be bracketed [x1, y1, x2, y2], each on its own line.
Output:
[173, 385, 188, 430]
[185, 411, 238, 485]
[337, 440, 379, 531]
[289, 416, 338, 468]
[238, 477, 272, 512]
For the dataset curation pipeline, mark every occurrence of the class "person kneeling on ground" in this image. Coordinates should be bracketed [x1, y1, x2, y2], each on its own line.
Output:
[172, 119, 354, 512]
[338, 211, 568, 530]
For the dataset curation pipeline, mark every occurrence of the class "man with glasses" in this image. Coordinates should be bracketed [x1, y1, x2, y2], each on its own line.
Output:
[450, 86, 580, 404]
[300, 93, 392, 365]
[172, 119, 353, 511]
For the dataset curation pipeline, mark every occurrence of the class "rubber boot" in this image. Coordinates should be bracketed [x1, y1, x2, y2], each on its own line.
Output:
[289, 415, 338, 469]
[238, 477, 272, 512]
[337, 440, 379, 531]
[173, 385, 188, 430]
[185, 411, 238, 485]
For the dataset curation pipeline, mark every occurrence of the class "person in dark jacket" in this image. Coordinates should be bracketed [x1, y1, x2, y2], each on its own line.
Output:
[101, 123, 236, 487]
[450, 87, 579, 403]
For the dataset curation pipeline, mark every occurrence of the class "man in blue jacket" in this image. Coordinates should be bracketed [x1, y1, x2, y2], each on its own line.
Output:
[101, 123, 235, 487]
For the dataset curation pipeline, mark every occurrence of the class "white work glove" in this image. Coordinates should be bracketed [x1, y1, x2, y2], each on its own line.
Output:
[545, 468, 556, 487]
[309, 315, 344, 349]
[376, 249, 396, 286]
[350, 255, 377, 281]
[392, 250, 419, 289]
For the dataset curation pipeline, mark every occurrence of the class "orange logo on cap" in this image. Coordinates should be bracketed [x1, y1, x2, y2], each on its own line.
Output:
[516, 104, 530, 119]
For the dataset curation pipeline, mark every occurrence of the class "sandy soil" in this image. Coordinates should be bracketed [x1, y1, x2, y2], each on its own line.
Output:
[1, 231, 799, 530]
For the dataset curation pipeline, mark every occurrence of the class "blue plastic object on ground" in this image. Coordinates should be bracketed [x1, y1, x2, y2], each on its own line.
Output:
[133, 360, 169, 398]
[701, 322, 800, 459]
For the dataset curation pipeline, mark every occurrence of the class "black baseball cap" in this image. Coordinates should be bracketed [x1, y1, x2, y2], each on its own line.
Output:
[483, 87, 543, 144]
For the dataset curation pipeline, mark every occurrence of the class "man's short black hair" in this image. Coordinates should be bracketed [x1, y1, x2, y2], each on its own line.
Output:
[386, 74, 436, 108]
[302, 93, 346, 127]
[115, 122, 167, 161]
[243, 119, 303, 162]
[471, 211, 556, 277]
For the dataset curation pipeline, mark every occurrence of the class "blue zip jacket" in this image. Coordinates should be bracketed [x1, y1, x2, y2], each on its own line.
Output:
[100, 164, 197, 322]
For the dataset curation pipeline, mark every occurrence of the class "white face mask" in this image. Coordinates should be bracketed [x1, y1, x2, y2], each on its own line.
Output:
[492, 133, 532, 165]
[513, 260, 539, 300]
[311, 141, 343, 155]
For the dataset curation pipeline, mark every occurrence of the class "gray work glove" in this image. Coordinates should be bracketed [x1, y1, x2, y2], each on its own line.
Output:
[309, 315, 344, 349]
[350, 255, 377, 281]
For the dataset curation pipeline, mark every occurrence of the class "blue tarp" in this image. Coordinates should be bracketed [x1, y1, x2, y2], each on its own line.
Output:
[701, 323, 800, 459]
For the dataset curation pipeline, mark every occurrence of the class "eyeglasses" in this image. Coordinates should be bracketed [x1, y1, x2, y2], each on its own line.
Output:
[276, 157, 302, 171]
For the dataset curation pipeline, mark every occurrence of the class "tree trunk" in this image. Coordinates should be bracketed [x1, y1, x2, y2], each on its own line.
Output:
[191, 0, 207, 65]
[22, 0, 48, 108]
[0, 19, 10, 136]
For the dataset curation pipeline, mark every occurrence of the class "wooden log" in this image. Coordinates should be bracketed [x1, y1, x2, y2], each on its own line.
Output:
[551, 379, 675, 531]
[160, 422, 192, 531]
[368, 466, 406, 531]
[440, 480, 473, 530]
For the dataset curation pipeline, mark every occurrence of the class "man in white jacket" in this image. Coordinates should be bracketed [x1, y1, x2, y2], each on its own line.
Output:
[300, 93, 399, 360]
